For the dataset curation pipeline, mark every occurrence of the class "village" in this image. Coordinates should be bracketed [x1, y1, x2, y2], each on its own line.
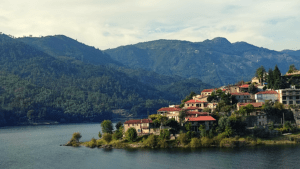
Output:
[123, 65, 300, 139]
[69, 65, 300, 149]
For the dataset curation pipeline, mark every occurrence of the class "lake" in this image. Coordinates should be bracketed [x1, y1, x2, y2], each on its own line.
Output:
[1, 123, 300, 169]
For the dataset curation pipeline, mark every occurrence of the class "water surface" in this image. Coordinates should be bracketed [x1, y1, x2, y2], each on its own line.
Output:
[1, 123, 299, 169]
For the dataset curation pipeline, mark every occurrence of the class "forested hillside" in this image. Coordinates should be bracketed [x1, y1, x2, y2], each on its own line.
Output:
[105, 38, 300, 86]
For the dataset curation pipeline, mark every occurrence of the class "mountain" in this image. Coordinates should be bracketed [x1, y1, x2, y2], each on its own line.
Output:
[105, 38, 300, 86]
[17, 35, 122, 66]
[281, 49, 300, 57]
[16, 35, 213, 97]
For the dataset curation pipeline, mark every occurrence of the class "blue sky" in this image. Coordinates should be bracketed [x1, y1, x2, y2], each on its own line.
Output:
[1, 0, 300, 51]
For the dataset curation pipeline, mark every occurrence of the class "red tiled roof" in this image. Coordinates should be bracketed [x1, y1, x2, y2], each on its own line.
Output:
[124, 119, 152, 124]
[256, 91, 278, 95]
[185, 99, 207, 103]
[157, 107, 181, 112]
[202, 89, 214, 93]
[186, 116, 216, 122]
[239, 84, 250, 88]
[231, 92, 250, 96]
[238, 102, 264, 108]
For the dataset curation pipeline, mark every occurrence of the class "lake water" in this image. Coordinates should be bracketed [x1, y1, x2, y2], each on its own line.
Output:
[1, 123, 300, 169]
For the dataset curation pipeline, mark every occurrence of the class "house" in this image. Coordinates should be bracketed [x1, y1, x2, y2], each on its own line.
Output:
[239, 84, 250, 92]
[251, 77, 260, 84]
[184, 99, 208, 108]
[276, 89, 300, 105]
[157, 107, 181, 122]
[231, 92, 254, 103]
[255, 91, 278, 103]
[124, 119, 153, 135]
[237, 102, 264, 111]
[185, 116, 216, 131]
[201, 89, 215, 96]
[229, 85, 240, 93]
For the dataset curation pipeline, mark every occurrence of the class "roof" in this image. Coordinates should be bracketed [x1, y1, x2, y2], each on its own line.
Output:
[186, 111, 208, 115]
[255, 91, 278, 95]
[231, 92, 250, 96]
[186, 116, 216, 122]
[183, 107, 202, 110]
[157, 107, 181, 112]
[124, 119, 152, 124]
[238, 102, 264, 108]
[239, 84, 250, 88]
[201, 89, 214, 93]
[185, 99, 207, 103]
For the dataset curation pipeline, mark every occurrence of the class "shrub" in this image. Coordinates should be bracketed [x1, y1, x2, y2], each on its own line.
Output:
[113, 129, 123, 140]
[178, 133, 190, 145]
[86, 138, 97, 148]
[200, 129, 207, 137]
[201, 137, 213, 147]
[143, 134, 158, 148]
[102, 133, 112, 143]
[220, 138, 236, 147]
[98, 132, 102, 138]
[157, 139, 168, 148]
[125, 127, 137, 142]
[190, 138, 201, 148]
[159, 129, 170, 140]
[72, 132, 82, 142]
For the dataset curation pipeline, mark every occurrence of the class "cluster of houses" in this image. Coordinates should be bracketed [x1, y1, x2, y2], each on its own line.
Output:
[124, 76, 300, 135]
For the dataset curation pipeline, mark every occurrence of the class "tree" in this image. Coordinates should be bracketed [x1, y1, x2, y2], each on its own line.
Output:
[178, 110, 186, 124]
[203, 107, 211, 113]
[115, 121, 123, 130]
[159, 129, 170, 140]
[248, 83, 257, 94]
[72, 132, 82, 142]
[112, 129, 123, 140]
[185, 122, 192, 131]
[256, 66, 266, 84]
[273, 65, 282, 90]
[101, 120, 113, 134]
[98, 131, 102, 138]
[288, 64, 297, 73]
[267, 68, 273, 89]
[125, 127, 137, 142]
[102, 133, 112, 143]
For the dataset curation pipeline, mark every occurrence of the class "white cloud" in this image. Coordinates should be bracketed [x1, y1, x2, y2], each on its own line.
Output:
[1, 0, 300, 51]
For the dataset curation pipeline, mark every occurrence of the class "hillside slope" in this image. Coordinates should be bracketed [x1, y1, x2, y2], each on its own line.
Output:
[105, 38, 300, 86]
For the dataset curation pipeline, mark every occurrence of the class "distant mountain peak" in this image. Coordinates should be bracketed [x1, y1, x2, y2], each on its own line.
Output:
[211, 37, 231, 44]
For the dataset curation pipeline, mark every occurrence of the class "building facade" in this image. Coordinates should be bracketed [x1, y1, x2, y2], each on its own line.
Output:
[276, 89, 300, 105]
[124, 119, 153, 135]
[255, 91, 278, 103]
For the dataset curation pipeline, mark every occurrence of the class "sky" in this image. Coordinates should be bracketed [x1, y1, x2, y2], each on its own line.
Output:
[1, 0, 300, 51]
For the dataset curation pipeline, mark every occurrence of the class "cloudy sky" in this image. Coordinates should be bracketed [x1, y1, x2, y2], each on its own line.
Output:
[1, 0, 300, 51]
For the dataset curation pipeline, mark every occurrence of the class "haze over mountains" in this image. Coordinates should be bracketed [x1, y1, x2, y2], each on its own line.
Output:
[0, 32, 299, 126]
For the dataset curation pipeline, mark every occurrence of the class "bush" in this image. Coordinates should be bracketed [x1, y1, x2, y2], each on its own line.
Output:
[72, 132, 82, 142]
[159, 129, 170, 140]
[190, 138, 201, 148]
[125, 127, 137, 142]
[201, 137, 213, 147]
[143, 134, 158, 148]
[219, 138, 236, 147]
[113, 129, 123, 140]
[157, 139, 168, 148]
[178, 133, 190, 145]
[86, 138, 97, 148]
[98, 132, 102, 138]
[102, 133, 112, 143]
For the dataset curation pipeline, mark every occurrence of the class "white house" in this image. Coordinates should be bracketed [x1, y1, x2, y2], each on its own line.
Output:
[255, 91, 278, 103]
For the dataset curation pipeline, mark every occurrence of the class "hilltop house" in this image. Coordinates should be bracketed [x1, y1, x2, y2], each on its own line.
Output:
[237, 102, 264, 112]
[276, 89, 300, 105]
[184, 99, 208, 108]
[157, 107, 181, 122]
[124, 119, 153, 135]
[201, 89, 215, 96]
[255, 91, 278, 103]
[231, 92, 254, 103]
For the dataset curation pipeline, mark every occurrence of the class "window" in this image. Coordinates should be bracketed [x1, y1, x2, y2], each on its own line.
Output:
[283, 101, 287, 104]
[289, 101, 293, 104]
[138, 129, 141, 132]
[297, 101, 300, 104]
[297, 96, 300, 99]
[283, 96, 286, 100]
